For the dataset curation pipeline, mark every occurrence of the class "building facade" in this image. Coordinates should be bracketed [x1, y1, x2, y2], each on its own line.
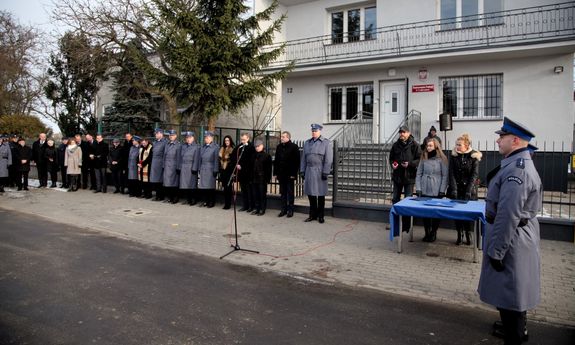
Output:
[259, 0, 575, 146]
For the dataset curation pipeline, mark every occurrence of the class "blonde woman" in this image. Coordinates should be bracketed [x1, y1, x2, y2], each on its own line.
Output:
[449, 133, 482, 245]
[416, 138, 448, 242]
[64, 139, 82, 192]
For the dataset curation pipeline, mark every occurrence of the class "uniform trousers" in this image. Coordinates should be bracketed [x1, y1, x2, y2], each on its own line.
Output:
[498, 308, 527, 345]
[184, 189, 197, 205]
[200, 189, 215, 206]
[141, 182, 152, 198]
[307, 195, 325, 219]
[279, 178, 295, 212]
[165, 186, 179, 202]
[128, 179, 141, 197]
[153, 182, 164, 200]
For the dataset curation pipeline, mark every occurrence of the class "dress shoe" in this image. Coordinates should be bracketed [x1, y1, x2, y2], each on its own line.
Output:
[492, 321, 528, 341]
[287, 211, 294, 218]
[318, 217, 325, 224]
[222, 205, 231, 210]
[189, 200, 197, 206]
[278, 210, 287, 217]
[304, 217, 317, 222]
[23, 187, 29, 191]
[238, 207, 248, 212]
[50, 184, 57, 188]
[206, 203, 215, 208]
[258, 210, 265, 216]
[17, 187, 22, 191]
[246, 208, 254, 213]
[114, 190, 120, 194]
[94, 190, 101, 193]
[251, 210, 259, 215]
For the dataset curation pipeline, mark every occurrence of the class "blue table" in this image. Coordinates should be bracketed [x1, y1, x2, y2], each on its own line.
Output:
[390, 197, 486, 262]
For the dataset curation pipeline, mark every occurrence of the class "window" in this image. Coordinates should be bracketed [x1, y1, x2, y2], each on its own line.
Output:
[440, 74, 503, 119]
[440, 0, 503, 30]
[328, 83, 373, 121]
[330, 5, 377, 44]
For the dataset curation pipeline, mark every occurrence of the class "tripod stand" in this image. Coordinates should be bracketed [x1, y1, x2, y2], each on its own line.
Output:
[220, 144, 259, 259]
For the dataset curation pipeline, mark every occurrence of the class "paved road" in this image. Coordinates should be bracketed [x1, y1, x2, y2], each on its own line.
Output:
[0, 210, 572, 345]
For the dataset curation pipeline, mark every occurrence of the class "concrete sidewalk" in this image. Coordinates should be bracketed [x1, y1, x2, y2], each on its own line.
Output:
[1, 184, 574, 327]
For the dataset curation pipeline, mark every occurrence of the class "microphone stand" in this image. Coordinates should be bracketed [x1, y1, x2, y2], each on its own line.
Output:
[220, 144, 259, 259]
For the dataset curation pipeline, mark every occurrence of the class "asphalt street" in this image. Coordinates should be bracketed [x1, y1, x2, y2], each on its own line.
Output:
[0, 209, 573, 345]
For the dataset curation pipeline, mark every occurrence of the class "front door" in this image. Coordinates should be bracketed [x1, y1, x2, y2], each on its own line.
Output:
[380, 81, 406, 142]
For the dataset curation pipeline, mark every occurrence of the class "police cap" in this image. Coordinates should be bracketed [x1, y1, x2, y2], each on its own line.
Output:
[311, 123, 323, 131]
[495, 117, 535, 142]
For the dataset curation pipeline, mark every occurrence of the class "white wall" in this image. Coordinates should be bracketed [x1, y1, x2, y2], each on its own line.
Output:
[282, 53, 574, 147]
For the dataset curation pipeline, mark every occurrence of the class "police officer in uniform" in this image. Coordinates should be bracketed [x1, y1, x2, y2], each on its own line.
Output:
[300, 124, 333, 224]
[163, 130, 181, 204]
[478, 117, 542, 345]
[150, 128, 167, 201]
[198, 131, 220, 208]
[179, 131, 201, 205]
[127, 135, 142, 197]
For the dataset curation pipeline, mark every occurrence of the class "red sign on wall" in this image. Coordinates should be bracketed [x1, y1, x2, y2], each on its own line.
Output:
[412, 84, 435, 93]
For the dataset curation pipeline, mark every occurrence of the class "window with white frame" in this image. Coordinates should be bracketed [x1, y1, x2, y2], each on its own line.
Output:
[328, 83, 373, 121]
[440, 74, 503, 119]
[330, 5, 377, 44]
[440, 0, 503, 30]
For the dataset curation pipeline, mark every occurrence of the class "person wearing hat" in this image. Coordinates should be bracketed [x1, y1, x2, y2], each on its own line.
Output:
[300, 123, 333, 223]
[64, 136, 82, 192]
[478, 117, 542, 345]
[138, 138, 153, 198]
[389, 125, 421, 232]
[8, 134, 19, 187]
[57, 137, 70, 189]
[179, 131, 201, 205]
[163, 130, 181, 203]
[0, 135, 12, 193]
[150, 128, 167, 201]
[274, 131, 300, 218]
[108, 138, 123, 193]
[231, 132, 256, 212]
[421, 125, 442, 151]
[120, 133, 134, 193]
[250, 139, 272, 216]
[198, 131, 220, 208]
[127, 135, 142, 197]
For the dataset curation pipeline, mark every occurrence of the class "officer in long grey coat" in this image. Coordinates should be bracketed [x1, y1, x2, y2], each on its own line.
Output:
[179, 131, 201, 205]
[0, 135, 13, 192]
[478, 117, 542, 345]
[300, 123, 333, 224]
[127, 136, 142, 197]
[163, 129, 181, 204]
[198, 131, 220, 208]
[150, 128, 167, 201]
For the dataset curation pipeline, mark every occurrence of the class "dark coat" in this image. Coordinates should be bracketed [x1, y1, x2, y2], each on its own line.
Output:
[121, 139, 133, 169]
[32, 139, 47, 165]
[44, 145, 59, 173]
[83, 140, 96, 168]
[14, 145, 32, 172]
[449, 148, 482, 200]
[274, 141, 300, 181]
[253, 151, 272, 184]
[92, 141, 109, 169]
[389, 135, 421, 185]
[57, 143, 67, 168]
[230, 143, 255, 183]
[108, 144, 123, 171]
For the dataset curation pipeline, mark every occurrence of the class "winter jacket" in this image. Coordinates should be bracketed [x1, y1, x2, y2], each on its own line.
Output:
[65, 144, 82, 175]
[389, 135, 421, 184]
[44, 145, 59, 173]
[274, 140, 300, 181]
[415, 153, 448, 197]
[449, 148, 482, 200]
[253, 151, 272, 184]
[92, 140, 109, 169]
[14, 145, 32, 172]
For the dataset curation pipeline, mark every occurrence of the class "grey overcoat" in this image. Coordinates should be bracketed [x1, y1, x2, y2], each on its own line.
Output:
[198, 143, 220, 189]
[0, 143, 12, 178]
[478, 149, 542, 311]
[179, 143, 201, 189]
[150, 138, 166, 183]
[415, 156, 448, 196]
[128, 145, 140, 180]
[163, 141, 181, 187]
[300, 136, 333, 196]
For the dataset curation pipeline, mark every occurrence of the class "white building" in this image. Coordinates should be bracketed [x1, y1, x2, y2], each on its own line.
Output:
[258, 0, 575, 146]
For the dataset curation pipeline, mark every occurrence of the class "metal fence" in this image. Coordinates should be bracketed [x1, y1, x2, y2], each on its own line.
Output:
[332, 139, 575, 220]
[263, 2, 575, 69]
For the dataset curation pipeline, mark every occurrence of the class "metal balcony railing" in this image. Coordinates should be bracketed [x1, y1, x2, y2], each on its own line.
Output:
[263, 2, 575, 69]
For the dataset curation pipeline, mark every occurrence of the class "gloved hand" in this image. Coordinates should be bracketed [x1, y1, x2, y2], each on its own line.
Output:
[415, 190, 422, 197]
[176, 169, 180, 175]
[489, 256, 505, 272]
[192, 170, 198, 175]
[213, 171, 218, 178]
[321, 173, 328, 181]
[438, 192, 446, 198]
[299, 172, 305, 180]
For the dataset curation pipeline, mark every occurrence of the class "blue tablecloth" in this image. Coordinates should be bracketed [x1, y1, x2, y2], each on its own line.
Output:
[389, 197, 486, 240]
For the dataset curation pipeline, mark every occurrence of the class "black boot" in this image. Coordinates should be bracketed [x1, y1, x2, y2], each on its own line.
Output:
[456, 229, 463, 245]
[465, 231, 471, 245]
[428, 228, 437, 242]
[422, 227, 431, 242]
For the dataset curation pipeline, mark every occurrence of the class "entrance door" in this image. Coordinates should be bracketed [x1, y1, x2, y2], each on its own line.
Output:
[380, 81, 406, 142]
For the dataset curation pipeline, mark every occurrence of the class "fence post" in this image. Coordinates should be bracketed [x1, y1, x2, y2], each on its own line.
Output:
[332, 139, 338, 203]
[265, 131, 270, 151]
[199, 125, 205, 144]
[97, 120, 102, 134]
[154, 122, 159, 130]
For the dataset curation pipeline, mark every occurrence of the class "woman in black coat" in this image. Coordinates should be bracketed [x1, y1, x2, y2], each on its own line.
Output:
[218, 135, 235, 209]
[449, 133, 482, 245]
[14, 138, 32, 191]
[44, 139, 59, 187]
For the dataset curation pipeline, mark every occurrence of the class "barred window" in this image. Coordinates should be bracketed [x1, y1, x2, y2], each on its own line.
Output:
[440, 74, 503, 119]
[328, 84, 373, 121]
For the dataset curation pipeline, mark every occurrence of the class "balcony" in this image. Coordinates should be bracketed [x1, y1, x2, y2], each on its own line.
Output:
[263, 2, 575, 70]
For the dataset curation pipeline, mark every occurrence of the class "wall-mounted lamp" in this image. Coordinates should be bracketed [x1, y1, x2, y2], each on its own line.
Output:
[553, 66, 564, 74]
